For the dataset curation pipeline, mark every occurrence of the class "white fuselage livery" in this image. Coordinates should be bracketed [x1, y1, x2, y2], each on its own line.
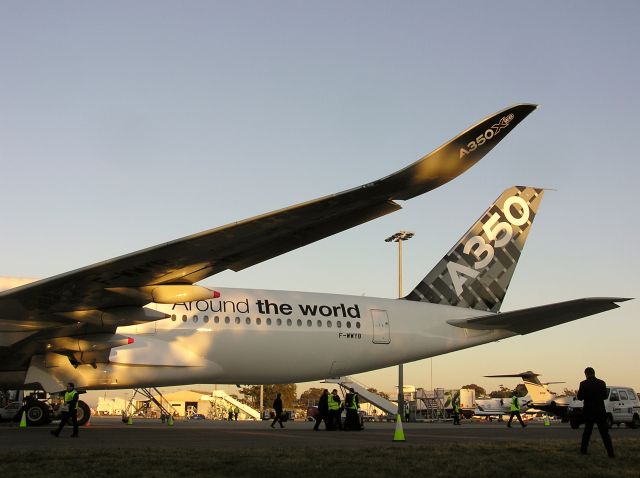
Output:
[91, 288, 515, 390]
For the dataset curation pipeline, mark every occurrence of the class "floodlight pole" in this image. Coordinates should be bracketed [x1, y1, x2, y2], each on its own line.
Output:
[385, 231, 414, 422]
[260, 385, 264, 417]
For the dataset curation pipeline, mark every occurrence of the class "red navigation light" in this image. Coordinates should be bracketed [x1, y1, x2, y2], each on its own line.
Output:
[212, 290, 221, 298]
[127, 337, 135, 345]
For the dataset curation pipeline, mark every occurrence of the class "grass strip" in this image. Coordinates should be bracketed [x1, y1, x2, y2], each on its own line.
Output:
[0, 438, 638, 477]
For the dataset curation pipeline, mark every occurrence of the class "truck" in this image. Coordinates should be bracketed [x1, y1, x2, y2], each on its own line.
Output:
[567, 386, 640, 429]
[0, 390, 91, 427]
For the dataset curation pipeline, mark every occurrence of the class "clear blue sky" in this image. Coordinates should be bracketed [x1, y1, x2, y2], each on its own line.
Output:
[1, 1, 638, 403]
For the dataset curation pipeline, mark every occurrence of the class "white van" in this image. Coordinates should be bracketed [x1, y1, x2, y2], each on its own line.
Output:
[567, 386, 640, 429]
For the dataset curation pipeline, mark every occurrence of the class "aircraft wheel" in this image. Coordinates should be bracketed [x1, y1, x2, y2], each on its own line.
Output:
[76, 401, 91, 426]
[569, 420, 580, 429]
[26, 401, 50, 426]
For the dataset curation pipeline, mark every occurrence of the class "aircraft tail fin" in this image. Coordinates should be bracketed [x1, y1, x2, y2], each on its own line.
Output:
[405, 186, 544, 312]
[485, 371, 557, 403]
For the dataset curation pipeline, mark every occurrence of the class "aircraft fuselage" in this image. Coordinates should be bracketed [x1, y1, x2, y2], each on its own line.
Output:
[17, 287, 515, 391]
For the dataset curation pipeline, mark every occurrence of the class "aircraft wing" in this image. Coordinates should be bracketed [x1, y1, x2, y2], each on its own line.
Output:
[0, 104, 536, 325]
[448, 297, 631, 335]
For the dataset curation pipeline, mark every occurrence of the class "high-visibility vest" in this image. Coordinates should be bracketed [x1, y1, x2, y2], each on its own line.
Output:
[348, 393, 359, 410]
[328, 394, 340, 411]
[453, 403, 460, 413]
[64, 390, 78, 403]
[510, 396, 520, 412]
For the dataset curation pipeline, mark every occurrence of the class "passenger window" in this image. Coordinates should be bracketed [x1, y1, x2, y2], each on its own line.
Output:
[610, 391, 619, 401]
[246, 317, 251, 325]
[193, 316, 198, 323]
[171, 315, 176, 321]
[256, 318, 261, 325]
[182, 315, 187, 322]
[203, 316, 209, 323]
[307, 320, 312, 327]
[356, 322, 361, 329]
[214, 316, 220, 324]
[235, 317, 240, 324]
[286, 319, 292, 326]
[317, 320, 322, 327]
[628, 390, 637, 400]
[337, 321, 342, 328]
[276, 318, 282, 326]
[224, 317, 230, 324]
[327, 320, 332, 327]
[267, 318, 272, 325]
[619, 391, 629, 400]
[346, 321, 351, 328]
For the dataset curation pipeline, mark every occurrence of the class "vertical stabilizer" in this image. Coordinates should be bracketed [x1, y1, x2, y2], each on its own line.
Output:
[485, 371, 557, 404]
[406, 186, 544, 312]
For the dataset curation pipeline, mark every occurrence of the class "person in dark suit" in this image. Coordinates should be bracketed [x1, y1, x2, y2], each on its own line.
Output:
[577, 367, 614, 458]
[313, 389, 330, 431]
[270, 392, 285, 428]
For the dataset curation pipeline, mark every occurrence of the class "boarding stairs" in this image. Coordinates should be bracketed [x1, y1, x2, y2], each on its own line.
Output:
[415, 388, 447, 420]
[324, 376, 398, 416]
[125, 387, 179, 419]
[200, 390, 261, 420]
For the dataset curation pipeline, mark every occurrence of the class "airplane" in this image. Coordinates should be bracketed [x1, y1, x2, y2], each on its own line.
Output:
[485, 371, 574, 420]
[471, 396, 531, 418]
[0, 104, 629, 426]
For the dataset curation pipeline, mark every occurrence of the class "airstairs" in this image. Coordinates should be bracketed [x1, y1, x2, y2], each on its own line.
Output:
[324, 376, 398, 415]
[415, 387, 448, 420]
[200, 390, 261, 420]
[125, 387, 179, 419]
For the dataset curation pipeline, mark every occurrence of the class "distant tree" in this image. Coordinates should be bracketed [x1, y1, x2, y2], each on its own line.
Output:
[240, 384, 297, 409]
[461, 384, 487, 397]
[298, 387, 325, 407]
[367, 388, 390, 400]
[563, 388, 577, 397]
[489, 386, 512, 398]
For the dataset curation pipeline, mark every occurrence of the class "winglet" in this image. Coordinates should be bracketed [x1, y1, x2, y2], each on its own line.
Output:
[380, 104, 538, 201]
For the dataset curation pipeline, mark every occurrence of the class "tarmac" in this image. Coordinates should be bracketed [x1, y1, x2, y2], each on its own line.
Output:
[1, 417, 638, 450]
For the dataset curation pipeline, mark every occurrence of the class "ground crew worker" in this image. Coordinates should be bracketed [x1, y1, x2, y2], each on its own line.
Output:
[234, 406, 239, 421]
[228, 406, 234, 421]
[345, 387, 362, 431]
[51, 382, 79, 438]
[577, 367, 614, 458]
[507, 393, 526, 428]
[404, 402, 410, 423]
[328, 389, 342, 430]
[452, 400, 461, 425]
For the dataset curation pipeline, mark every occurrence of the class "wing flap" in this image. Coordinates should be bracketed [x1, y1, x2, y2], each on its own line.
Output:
[447, 298, 631, 335]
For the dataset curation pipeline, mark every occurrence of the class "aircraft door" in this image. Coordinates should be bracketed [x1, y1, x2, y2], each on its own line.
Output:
[371, 309, 390, 344]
